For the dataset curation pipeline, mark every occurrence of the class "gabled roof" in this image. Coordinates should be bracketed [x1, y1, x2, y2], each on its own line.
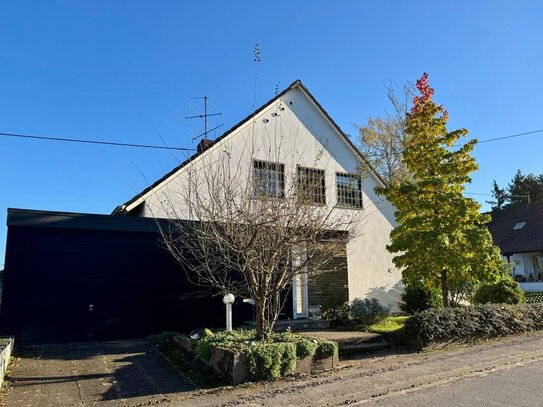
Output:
[112, 80, 385, 215]
[487, 202, 543, 255]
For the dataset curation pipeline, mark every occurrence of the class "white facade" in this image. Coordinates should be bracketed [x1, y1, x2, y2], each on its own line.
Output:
[120, 83, 402, 309]
[507, 252, 543, 291]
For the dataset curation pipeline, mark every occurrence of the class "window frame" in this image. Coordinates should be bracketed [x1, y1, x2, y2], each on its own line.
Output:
[296, 166, 326, 205]
[252, 159, 286, 199]
[335, 172, 363, 208]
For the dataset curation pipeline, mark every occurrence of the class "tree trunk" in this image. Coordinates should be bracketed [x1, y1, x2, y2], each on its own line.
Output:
[441, 269, 450, 308]
[254, 299, 268, 340]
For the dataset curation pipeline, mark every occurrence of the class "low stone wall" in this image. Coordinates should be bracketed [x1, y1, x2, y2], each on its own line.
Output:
[173, 334, 196, 353]
[0, 337, 14, 389]
[209, 347, 250, 384]
[294, 351, 338, 374]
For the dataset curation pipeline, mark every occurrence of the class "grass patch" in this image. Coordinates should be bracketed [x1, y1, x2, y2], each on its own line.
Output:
[367, 316, 409, 334]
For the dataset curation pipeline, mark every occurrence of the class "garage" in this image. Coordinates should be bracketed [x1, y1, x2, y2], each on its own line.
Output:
[0, 208, 253, 345]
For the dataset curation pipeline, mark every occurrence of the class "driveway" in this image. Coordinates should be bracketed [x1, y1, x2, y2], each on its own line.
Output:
[3, 339, 195, 407]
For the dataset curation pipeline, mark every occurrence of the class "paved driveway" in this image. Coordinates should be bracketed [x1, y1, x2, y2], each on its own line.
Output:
[3, 339, 195, 407]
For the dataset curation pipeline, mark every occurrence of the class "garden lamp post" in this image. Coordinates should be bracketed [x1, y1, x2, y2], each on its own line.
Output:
[223, 293, 235, 332]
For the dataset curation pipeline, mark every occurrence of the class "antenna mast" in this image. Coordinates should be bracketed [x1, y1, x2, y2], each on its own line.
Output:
[185, 97, 223, 141]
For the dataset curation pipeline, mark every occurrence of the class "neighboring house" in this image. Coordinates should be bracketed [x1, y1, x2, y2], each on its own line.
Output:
[112, 80, 402, 313]
[488, 202, 543, 292]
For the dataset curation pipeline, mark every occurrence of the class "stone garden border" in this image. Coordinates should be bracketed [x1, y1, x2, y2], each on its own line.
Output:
[0, 337, 14, 389]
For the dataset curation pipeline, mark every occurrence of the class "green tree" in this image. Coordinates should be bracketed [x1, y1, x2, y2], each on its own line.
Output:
[507, 170, 542, 206]
[487, 180, 507, 210]
[379, 73, 503, 308]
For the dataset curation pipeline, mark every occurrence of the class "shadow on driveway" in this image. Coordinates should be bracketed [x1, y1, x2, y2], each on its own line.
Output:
[4, 339, 195, 406]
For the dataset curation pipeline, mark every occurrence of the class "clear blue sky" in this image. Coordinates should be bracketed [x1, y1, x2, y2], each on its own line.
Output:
[1, 1, 543, 267]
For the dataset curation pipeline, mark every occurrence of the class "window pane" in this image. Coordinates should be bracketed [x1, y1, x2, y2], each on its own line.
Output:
[297, 167, 325, 204]
[336, 173, 362, 208]
[253, 160, 285, 198]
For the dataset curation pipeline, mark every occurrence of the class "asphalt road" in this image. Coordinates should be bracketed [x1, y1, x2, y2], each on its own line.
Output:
[370, 361, 543, 407]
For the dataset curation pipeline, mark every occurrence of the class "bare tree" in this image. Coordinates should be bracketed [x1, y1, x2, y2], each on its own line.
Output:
[356, 82, 414, 183]
[154, 126, 362, 339]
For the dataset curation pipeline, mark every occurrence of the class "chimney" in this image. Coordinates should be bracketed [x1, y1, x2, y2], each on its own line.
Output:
[197, 138, 214, 154]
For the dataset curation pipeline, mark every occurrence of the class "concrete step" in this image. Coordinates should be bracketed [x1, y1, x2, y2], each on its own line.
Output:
[339, 341, 393, 358]
[300, 330, 394, 358]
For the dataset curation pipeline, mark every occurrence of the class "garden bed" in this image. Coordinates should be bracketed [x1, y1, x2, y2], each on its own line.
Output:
[174, 329, 338, 384]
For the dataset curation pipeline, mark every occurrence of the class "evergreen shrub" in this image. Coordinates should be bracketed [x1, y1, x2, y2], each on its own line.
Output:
[473, 278, 525, 305]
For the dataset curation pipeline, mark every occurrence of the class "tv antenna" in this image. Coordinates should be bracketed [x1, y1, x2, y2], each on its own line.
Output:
[185, 96, 223, 141]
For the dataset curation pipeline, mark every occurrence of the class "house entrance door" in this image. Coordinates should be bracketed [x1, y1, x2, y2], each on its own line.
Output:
[292, 243, 309, 319]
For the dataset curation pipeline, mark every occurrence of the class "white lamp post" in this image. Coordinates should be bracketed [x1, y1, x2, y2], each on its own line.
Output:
[223, 293, 235, 332]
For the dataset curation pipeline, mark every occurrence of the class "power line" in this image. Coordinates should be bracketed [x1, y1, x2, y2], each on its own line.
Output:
[454, 129, 543, 147]
[0, 131, 196, 151]
[477, 129, 543, 144]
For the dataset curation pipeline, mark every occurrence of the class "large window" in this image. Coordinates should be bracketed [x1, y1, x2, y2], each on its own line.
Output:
[297, 166, 326, 204]
[253, 160, 285, 198]
[336, 172, 363, 208]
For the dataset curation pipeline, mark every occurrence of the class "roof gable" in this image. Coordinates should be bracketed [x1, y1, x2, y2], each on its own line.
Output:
[113, 80, 385, 215]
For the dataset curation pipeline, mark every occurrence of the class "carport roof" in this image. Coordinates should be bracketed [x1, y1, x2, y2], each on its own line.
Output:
[7, 208, 182, 233]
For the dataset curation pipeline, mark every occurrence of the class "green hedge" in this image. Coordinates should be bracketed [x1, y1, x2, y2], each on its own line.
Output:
[402, 303, 543, 350]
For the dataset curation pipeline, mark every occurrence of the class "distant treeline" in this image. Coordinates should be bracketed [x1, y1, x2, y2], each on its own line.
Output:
[488, 170, 543, 210]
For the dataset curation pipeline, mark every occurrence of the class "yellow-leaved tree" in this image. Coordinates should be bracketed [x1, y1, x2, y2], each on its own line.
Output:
[380, 73, 503, 307]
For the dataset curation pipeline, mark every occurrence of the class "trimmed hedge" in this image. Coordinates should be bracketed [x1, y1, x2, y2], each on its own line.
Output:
[402, 303, 543, 350]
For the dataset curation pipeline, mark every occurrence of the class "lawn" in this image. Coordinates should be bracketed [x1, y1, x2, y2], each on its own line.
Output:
[367, 316, 409, 334]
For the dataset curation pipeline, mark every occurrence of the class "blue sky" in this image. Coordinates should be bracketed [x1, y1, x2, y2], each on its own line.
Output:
[1, 1, 543, 266]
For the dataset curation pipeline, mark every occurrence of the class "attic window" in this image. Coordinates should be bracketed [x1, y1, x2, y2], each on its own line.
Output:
[253, 160, 285, 198]
[513, 222, 526, 230]
[336, 172, 363, 208]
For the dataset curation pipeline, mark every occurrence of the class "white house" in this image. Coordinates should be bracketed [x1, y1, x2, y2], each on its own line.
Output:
[488, 202, 543, 292]
[112, 80, 402, 315]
